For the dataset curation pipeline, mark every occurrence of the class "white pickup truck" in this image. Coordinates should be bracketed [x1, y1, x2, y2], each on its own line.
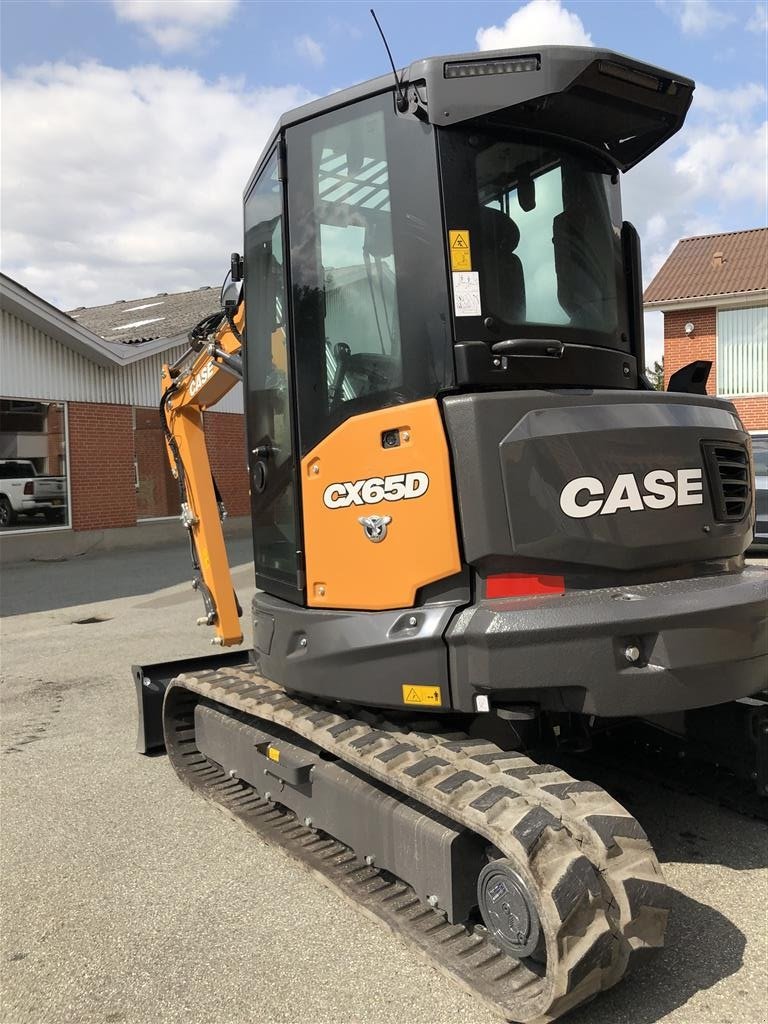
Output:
[0, 459, 67, 527]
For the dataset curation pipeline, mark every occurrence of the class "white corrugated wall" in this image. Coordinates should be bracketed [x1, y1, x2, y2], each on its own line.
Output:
[1, 309, 244, 413]
[717, 305, 768, 397]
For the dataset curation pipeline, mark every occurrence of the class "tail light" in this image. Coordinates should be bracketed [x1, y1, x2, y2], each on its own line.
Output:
[23, 481, 33, 495]
[702, 441, 751, 521]
[486, 573, 565, 598]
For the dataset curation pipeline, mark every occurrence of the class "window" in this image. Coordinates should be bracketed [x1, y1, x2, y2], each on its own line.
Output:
[313, 111, 403, 417]
[485, 162, 569, 326]
[717, 306, 768, 397]
[0, 399, 69, 530]
[243, 151, 300, 593]
[287, 93, 453, 454]
[439, 128, 629, 351]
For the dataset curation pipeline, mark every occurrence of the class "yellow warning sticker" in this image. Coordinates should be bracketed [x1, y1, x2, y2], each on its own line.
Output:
[267, 746, 280, 763]
[402, 685, 443, 707]
[449, 230, 472, 271]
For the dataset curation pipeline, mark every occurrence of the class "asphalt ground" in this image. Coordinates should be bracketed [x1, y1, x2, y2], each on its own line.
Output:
[1, 544, 767, 1024]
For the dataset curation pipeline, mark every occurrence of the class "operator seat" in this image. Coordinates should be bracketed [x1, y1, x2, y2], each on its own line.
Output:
[478, 206, 526, 324]
[552, 193, 614, 330]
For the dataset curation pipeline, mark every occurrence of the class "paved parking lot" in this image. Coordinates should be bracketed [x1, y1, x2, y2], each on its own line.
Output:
[1, 544, 766, 1024]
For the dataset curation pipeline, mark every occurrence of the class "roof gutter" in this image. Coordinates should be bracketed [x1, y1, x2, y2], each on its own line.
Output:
[644, 289, 768, 312]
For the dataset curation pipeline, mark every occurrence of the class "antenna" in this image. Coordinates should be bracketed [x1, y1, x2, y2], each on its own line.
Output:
[370, 9, 408, 112]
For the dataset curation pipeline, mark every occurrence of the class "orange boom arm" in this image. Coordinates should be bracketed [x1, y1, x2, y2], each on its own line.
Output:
[160, 300, 245, 647]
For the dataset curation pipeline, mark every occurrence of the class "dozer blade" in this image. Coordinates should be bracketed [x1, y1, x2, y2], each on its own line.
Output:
[132, 650, 252, 754]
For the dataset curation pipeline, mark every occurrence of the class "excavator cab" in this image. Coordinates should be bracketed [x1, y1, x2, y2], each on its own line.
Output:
[237, 45, 763, 718]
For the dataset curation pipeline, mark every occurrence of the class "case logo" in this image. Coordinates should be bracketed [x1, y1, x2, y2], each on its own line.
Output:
[560, 468, 704, 519]
[323, 471, 429, 509]
[358, 514, 392, 543]
[188, 363, 216, 397]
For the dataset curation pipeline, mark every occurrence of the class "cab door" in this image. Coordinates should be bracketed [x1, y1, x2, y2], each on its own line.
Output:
[243, 148, 303, 602]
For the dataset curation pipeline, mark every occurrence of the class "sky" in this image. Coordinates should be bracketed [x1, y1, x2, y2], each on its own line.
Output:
[1, 0, 767, 365]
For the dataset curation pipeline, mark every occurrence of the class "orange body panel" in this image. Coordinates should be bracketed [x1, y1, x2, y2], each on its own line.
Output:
[301, 399, 461, 610]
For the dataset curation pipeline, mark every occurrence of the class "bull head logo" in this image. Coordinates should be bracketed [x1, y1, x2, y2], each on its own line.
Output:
[358, 514, 392, 543]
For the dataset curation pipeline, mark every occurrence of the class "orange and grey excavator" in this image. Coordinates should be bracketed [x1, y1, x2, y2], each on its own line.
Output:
[133, 45, 768, 1022]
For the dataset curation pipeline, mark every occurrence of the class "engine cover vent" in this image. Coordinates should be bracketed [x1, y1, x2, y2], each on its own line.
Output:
[702, 441, 751, 521]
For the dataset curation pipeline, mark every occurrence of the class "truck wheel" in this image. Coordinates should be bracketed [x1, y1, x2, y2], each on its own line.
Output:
[0, 496, 17, 528]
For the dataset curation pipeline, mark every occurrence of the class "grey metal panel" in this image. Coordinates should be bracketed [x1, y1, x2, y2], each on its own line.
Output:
[412, 45, 692, 132]
[195, 704, 485, 923]
[251, 591, 459, 711]
[446, 566, 768, 716]
[1, 310, 244, 412]
[442, 390, 751, 571]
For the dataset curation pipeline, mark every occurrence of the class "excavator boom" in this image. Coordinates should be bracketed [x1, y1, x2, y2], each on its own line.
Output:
[160, 300, 245, 646]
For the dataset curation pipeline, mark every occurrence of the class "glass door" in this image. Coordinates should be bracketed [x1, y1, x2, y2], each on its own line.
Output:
[243, 149, 302, 600]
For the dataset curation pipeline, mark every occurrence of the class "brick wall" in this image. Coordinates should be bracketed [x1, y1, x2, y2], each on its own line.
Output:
[733, 396, 768, 431]
[134, 406, 178, 518]
[663, 306, 767, 431]
[68, 403, 137, 530]
[65, 403, 248, 531]
[663, 307, 717, 394]
[204, 412, 250, 517]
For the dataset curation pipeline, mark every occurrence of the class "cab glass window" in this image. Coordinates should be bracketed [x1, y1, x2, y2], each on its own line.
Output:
[286, 93, 453, 454]
[243, 151, 301, 595]
[439, 127, 629, 352]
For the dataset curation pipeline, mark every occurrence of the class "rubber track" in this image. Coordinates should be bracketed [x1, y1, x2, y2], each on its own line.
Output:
[422, 736, 670, 980]
[164, 667, 669, 1023]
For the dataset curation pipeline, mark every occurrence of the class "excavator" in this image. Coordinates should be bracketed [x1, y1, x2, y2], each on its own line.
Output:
[133, 45, 768, 1022]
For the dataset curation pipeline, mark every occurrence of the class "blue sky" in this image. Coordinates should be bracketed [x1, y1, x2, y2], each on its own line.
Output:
[1, 0, 766, 363]
[2, 1, 766, 94]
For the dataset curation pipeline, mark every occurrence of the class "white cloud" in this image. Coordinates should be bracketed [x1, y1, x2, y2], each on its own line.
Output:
[747, 3, 768, 32]
[694, 82, 767, 116]
[622, 81, 767, 292]
[0, 61, 312, 309]
[476, 0, 592, 50]
[656, 0, 734, 36]
[674, 120, 768, 205]
[112, 0, 239, 53]
[294, 34, 325, 68]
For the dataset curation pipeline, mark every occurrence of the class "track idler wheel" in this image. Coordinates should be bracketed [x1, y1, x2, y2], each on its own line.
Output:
[477, 858, 544, 961]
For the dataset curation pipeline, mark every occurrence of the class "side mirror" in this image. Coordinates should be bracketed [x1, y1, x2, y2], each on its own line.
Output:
[220, 271, 242, 313]
[668, 360, 711, 395]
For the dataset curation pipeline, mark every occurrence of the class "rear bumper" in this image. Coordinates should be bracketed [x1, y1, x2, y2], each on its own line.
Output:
[447, 567, 768, 716]
[20, 498, 63, 510]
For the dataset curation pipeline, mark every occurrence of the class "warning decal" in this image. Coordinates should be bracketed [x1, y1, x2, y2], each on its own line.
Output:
[452, 272, 482, 317]
[402, 684, 443, 707]
[449, 230, 472, 271]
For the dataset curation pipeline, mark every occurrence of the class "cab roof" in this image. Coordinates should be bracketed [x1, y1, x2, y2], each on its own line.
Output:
[245, 45, 694, 195]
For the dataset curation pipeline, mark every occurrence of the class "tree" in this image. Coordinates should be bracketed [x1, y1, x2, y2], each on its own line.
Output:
[646, 356, 664, 391]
